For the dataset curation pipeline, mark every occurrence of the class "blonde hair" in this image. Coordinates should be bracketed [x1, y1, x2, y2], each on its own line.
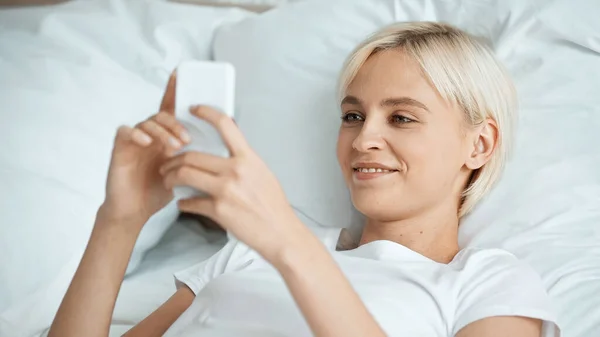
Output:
[338, 22, 517, 217]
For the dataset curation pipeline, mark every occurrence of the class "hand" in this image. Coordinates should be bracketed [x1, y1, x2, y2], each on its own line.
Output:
[102, 71, 190, 225]
[160, 105, 305, 262]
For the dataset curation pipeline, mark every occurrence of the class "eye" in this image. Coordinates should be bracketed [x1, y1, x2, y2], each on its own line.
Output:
[341, 112, 364, 123]
[390, 114, 415, 124]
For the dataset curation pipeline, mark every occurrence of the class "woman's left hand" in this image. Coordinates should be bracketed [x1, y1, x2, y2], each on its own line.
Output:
[160, 105, 304, 263]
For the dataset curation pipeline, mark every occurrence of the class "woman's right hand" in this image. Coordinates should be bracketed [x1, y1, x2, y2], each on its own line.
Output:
[100, 71, 190, 225]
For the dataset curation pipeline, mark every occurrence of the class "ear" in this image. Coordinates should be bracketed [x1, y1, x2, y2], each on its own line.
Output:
[465, 118, 498, 170]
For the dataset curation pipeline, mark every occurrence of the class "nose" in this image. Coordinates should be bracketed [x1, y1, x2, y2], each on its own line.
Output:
[352, 120, 386, 152]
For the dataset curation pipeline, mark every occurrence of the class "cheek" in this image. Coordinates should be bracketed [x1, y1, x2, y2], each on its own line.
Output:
[435, 122, 467, 164]
[391, 125, 464, 178]
[387, 129, 431, 169]
[336, 129, 354, 171]
[421, 132, 465, 192]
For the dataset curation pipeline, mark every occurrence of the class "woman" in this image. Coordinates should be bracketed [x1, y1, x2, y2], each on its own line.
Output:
[48, 22, 559, 337]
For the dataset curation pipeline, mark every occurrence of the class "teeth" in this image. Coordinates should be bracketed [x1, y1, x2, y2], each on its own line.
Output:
[356, 168, 393, 173]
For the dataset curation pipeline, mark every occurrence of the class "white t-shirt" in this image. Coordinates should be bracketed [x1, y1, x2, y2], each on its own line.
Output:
[165, 228, 560, 337]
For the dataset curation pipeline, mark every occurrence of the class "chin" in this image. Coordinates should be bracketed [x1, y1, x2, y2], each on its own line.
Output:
[351, 191, 401, 221]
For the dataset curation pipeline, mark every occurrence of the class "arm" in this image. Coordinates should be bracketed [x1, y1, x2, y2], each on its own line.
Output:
[122, 287, 194, 337]
[48, 208, 195, 337]
[48, 208, 145, 337]
[48, 71, 194, 336]
[274, 223, 386, 337]
[456, 316, 542, 337]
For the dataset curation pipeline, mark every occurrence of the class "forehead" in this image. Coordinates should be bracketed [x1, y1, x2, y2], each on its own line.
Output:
[346, 49, 439, 103]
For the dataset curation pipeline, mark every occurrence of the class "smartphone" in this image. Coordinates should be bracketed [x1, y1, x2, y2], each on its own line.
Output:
[173, 61, 236, 199]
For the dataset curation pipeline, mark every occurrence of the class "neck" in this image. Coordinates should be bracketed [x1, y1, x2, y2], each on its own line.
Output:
[359, 204, 460, 264]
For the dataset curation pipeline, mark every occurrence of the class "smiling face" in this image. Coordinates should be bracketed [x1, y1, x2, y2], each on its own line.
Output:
[337, 49, 477, 221]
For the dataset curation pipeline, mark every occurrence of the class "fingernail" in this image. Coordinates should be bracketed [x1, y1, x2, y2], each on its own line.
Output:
[140, 133, 153, 145]
[180, 130, 191, 143]
[169, 137, 182, 148]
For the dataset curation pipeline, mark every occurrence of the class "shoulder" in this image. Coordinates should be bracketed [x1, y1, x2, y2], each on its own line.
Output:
[449, 247, 547, 299]
[449, 247, 561, 336]
[451, 246, 519, 267]
[450, 247, 545, 285]
[449, 247, 548, 305]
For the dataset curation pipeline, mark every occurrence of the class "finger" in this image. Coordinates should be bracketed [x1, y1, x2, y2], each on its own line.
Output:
[190, 105, 249, 156]
[159, 151, 229, 176]
[137, 119, 183, 152]
[163, 166, 221, 196]
[153, 112, 191, 144]
[177, 197, 215, 218]
[159, 70, 177, 115]
[116, 125, 153, 147]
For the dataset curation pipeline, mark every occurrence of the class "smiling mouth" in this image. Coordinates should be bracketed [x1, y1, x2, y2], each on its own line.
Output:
[353, 167, 398, 173]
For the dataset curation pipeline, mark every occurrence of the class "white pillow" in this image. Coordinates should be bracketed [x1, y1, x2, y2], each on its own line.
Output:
[212, 0, 600, 336]
[0, 0, 250, 332]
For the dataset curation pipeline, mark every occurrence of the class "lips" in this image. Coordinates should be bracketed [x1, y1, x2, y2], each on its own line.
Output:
[353, 167, 395, 173]
[351, 162, 399, 181]
[352, 162, 398, 172]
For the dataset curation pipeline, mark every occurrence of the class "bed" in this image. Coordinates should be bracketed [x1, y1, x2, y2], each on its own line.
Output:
[1, 0, 599, 336]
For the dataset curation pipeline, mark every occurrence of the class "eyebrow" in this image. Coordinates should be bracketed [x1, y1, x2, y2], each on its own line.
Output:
[340, 95, 362, 106]
[341, 95, 430, 113]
